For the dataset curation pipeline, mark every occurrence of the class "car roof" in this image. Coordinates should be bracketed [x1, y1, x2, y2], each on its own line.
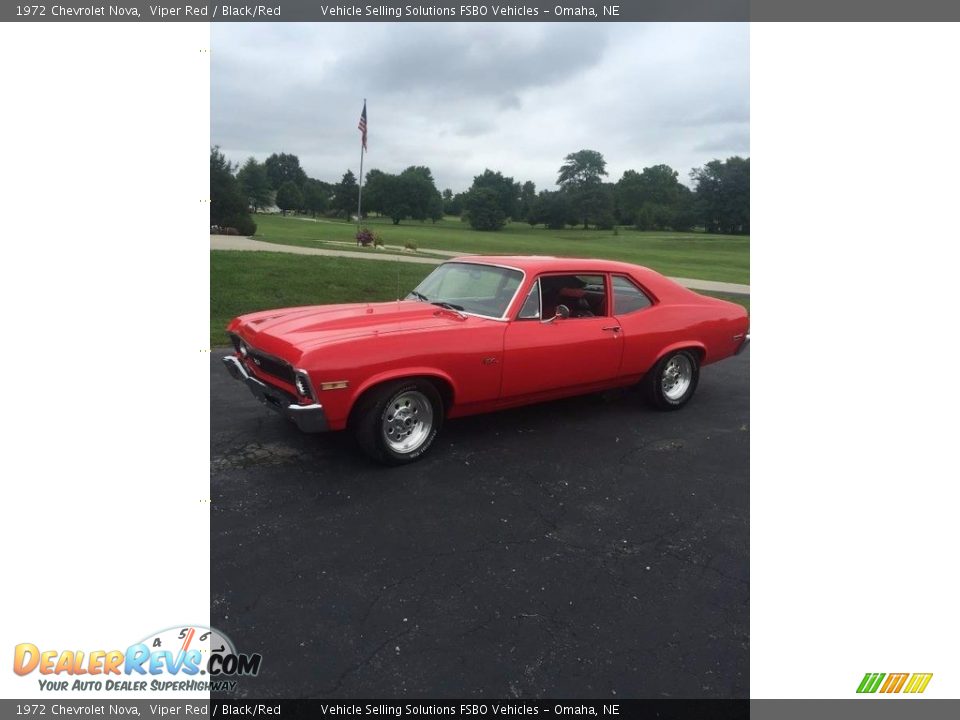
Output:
[448, 255, 695, 301]
[451, 254, 664, 280]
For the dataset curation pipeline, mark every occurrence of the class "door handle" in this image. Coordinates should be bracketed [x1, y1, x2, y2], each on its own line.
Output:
[601, 326, 621, 333]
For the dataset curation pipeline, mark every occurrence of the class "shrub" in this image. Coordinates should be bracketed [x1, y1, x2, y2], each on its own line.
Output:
[355, 227, 376, 247]
[219, 214, 256, 236]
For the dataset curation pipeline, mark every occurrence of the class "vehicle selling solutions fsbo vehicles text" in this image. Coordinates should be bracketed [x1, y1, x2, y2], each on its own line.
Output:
[318, 5, 545, 18]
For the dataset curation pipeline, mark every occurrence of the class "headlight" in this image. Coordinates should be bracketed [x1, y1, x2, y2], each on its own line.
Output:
[239, 343, 248, 357]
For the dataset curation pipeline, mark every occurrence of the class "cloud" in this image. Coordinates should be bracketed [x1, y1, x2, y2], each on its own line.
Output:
[694, 130, 751, 154]
[212, 22, 748, 192]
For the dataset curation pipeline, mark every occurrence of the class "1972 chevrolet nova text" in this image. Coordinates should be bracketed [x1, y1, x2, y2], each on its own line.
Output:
[223, 256, 749, 464]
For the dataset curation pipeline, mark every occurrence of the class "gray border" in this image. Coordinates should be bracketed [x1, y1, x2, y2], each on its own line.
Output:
[753, 700, 960, 720]
[3, 1, 749, 23]
[5, 0, 960, 22]
[6, 0, 960, 22]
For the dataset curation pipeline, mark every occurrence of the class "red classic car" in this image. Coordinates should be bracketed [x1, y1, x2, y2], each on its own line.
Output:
[223, 256, 749, 464]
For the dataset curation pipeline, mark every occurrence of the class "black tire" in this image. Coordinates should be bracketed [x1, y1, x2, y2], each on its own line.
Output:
[352, 379, 444, 465]
[644, 349, 700, 410]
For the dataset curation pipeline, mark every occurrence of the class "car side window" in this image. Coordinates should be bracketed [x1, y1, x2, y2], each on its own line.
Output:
[517, 279, 541, 320]
[612, 275, 653, 315]
[540, 274, 607, 318]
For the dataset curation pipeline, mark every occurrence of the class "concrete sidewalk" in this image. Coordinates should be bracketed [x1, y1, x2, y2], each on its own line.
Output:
[211, 234, 750, 295]
[211, 234, 439, 266]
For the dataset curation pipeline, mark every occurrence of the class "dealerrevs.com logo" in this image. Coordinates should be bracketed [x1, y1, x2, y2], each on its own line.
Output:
[13, 626, 261, 693]
[857, 673, 933, 694]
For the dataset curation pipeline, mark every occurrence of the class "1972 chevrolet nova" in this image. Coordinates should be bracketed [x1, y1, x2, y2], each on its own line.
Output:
[223, 256, 749, 464]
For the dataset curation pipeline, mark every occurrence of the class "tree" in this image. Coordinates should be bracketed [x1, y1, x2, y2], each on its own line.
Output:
[381, 174, 414, 225]
[593, 183, 617, 230]
[615, 165, 680, 226]
[558, 149, 608, 187]
[275, 181, 303, 216]
[264, 152, 307, 191]
[361, 167, 441, 225]
[672, 185, 697, 232]
[362, 169, 390, 216]
[399, 166, 441, 221]
[615, 164, 691, 230]
[464, 187, 506, 231]
[557, 149, 609, 228]
[691, 156, 749, 234]
[518, 181, 536, 224]
[428, 192, 444, 223]
[332, 170, 359, 218]
[447, 192, 467, 216]
[442, 188, 459, 215]
[301, 178, 329, 217]
[401, 165, 437, 187]
[614, 170, 642, 225]
[210, 147, 256, 235]
[469, 169, 519, 221]
[236, 157, 271, 212]
[529, 189, 575, 230]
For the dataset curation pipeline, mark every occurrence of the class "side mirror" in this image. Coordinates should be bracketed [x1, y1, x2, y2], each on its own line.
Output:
[543, 304, 570, 323]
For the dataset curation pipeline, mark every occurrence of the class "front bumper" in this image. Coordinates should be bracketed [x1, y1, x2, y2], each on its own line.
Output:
[222, 355, 328, 433]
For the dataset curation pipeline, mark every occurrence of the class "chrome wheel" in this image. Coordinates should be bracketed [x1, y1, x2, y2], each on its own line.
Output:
[382, 390, 434, 454]
[661, 355, 693, 401]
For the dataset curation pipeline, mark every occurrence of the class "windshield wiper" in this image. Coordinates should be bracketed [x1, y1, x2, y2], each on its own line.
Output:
[431, 300, 465, 311]
[408, 290, 429, 302]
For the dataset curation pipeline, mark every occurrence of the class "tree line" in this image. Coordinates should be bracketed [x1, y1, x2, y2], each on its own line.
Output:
[210, 146, 749, 236]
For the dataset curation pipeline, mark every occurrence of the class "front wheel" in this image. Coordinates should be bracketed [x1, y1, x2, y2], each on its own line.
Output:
[644, 350, 700, 410]
[353, 380, 444, 465]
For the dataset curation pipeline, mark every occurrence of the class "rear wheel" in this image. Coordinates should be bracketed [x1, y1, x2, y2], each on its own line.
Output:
[353, 380, 444, 465]
[644, 350, 700, 410]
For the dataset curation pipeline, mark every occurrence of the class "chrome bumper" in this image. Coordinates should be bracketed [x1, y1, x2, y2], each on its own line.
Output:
[735, 333, 750, 355]
[222, 355, 328, 433]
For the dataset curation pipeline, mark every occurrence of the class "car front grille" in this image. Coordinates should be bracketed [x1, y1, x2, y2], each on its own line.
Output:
[230, 334, 296, 387]
[247, 349, 296, 386]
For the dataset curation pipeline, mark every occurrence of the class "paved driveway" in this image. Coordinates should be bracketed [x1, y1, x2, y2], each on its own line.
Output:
[210, 350, 749, 698]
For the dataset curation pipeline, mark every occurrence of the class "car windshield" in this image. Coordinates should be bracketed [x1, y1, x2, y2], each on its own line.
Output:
[407, 262, 523, 319]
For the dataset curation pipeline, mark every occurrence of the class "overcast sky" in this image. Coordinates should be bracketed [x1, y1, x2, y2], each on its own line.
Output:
[212, 23, 748, 193]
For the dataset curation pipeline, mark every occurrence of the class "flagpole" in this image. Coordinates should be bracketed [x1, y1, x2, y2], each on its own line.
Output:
[356, 98, 366, 232]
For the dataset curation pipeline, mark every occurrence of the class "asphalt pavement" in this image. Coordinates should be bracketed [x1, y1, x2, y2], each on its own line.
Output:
[210, 349, 749, 699]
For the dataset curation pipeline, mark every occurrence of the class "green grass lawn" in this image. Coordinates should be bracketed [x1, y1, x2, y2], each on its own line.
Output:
[249, 214, 750, 285]
[211, 250, 748, 347]
[211, 251, 433, 346]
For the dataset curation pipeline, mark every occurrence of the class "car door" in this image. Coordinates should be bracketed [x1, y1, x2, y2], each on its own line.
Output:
[500, 273, 623, 399]
[610, 274, 660, 378]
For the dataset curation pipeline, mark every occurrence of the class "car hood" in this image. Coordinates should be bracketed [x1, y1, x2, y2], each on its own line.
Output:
[230, 300, 474, 361]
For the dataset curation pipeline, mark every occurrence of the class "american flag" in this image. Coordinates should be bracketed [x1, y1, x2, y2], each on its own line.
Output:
[358, 101, 367, 152]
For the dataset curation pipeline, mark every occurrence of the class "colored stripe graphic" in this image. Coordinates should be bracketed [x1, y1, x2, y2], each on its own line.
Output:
[880, 673, 909, 693]
[857, 672, 933, 694]
[857, 673, 885, 693]
[903, 673, 933, 694]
